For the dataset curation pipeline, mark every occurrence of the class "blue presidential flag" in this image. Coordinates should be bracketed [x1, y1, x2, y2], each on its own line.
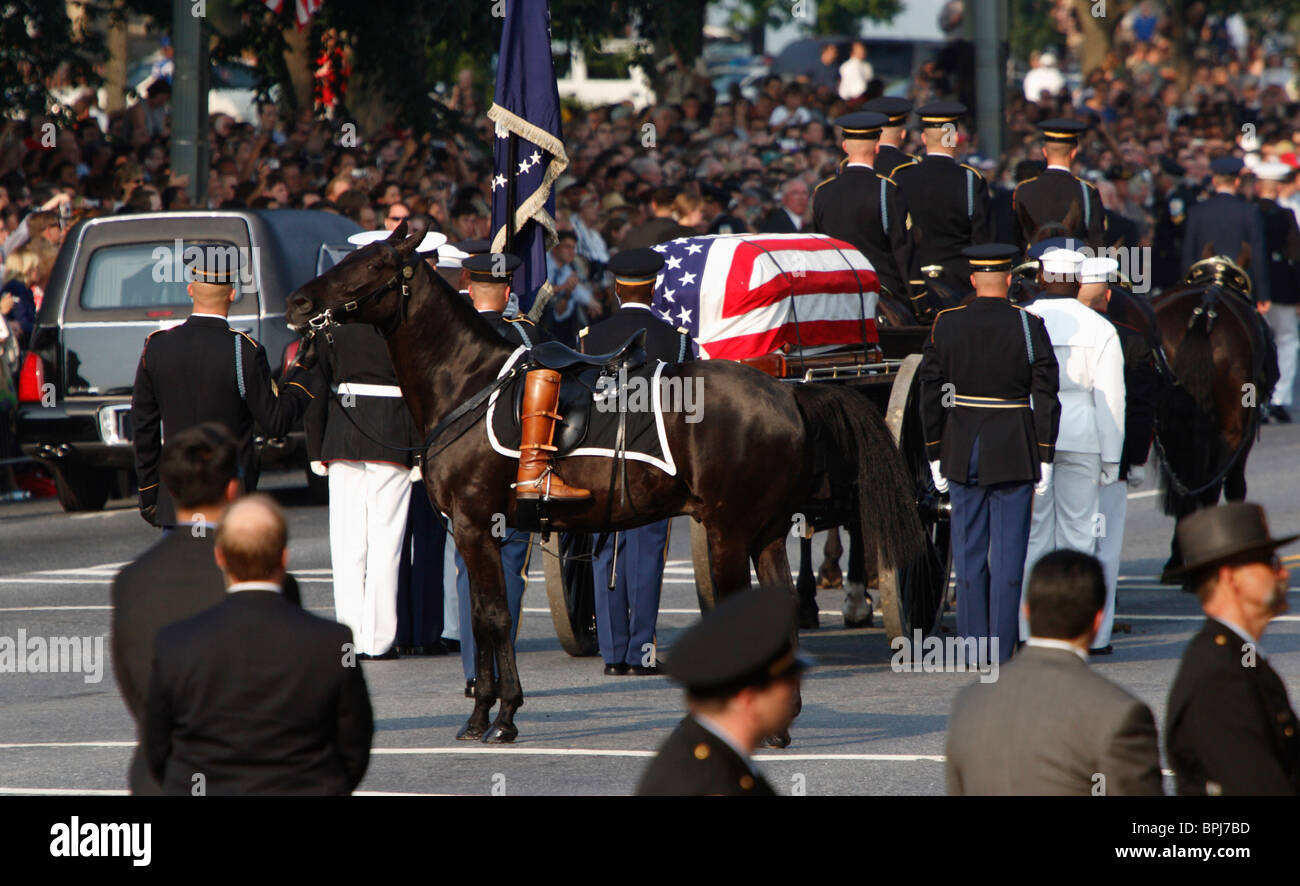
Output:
[488, 0, 567, 314]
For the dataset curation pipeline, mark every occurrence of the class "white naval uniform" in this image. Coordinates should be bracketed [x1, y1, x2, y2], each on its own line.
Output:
[1266, 302, 1299, 408]
[1020, 296, 1126, 638]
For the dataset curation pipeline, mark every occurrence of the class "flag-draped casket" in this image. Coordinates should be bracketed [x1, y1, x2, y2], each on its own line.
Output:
[648, 234, 881, 360]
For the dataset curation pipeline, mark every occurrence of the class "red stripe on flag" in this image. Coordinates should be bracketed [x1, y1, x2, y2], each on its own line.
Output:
[724, 267, 880, 317]
[703, 319, 878, 360]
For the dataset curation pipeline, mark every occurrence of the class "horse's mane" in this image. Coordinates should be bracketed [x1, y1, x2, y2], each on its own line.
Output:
[411, 257, 513, 350]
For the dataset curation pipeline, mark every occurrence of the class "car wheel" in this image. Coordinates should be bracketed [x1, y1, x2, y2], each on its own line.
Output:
[51, 464, 111, 512]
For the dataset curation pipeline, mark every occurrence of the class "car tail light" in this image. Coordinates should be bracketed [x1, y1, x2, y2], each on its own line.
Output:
[18, 353, 46, 404]
[282, 339, 301, 374]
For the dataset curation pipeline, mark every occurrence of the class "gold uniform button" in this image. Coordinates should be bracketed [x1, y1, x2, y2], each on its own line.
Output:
[739, 775, 755, 790]
[1215, 634, 1228, 646]
[1286, 727, 1295, 738]
[694, 744, 710, 760]
[1279, 712, 1291, 723]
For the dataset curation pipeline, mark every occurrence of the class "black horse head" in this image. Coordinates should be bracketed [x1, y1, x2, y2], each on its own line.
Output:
[287, 221, 425, 335]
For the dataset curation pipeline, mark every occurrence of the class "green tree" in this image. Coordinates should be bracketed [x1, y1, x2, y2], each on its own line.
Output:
[1, 0, 105, 122]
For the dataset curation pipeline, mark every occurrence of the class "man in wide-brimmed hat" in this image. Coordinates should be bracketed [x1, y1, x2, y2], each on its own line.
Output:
[1164, 502, 1300, 795]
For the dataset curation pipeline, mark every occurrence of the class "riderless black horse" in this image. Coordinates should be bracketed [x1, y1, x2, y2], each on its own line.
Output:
[286, 225, 925, 743]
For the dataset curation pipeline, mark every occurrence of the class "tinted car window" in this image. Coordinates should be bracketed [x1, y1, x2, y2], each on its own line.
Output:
[80, 242, 246, 310]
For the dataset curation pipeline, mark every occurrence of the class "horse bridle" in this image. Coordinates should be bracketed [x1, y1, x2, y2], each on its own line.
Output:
[303, 246, 422, 342]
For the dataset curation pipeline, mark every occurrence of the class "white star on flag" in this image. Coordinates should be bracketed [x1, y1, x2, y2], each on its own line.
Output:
[685, 242, 703, 254]
[661, 288, 675, 303]
[659, 310, 674, 322]
[491, 174, 508, 190]
[679, 271, 696, 286]
[677, 307, 692, 324]
[518, 157, 533, 173]
[652, 244, 668, 253]
[528, 150, 541, 166]
[665, 255, 682, 270]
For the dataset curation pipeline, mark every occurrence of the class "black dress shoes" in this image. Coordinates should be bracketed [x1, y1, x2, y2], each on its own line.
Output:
[628, 664, 662, 676]
[442, 638, 461, 653]
[358, 648, 400, 661]
[1273, 405, 1292, 424]
[603, 663, 629, 676]
[1089, 644, 1113, 656]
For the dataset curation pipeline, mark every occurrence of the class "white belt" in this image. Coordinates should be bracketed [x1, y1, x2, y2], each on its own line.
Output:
[334, 383, 404, 398]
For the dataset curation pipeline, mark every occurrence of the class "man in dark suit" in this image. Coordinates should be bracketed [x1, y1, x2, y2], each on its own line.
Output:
[131, 244, 322, 527]
[619, 188, 695, 250]
[862, 96, 916, 179]
[1163, 503, 1300, 795]
[1012, 119, 1107, 251]
[579, 248, 692, 677]
[113, 424, 235, 795]
[144, 494, 374, 795]
[756, 178, 810, 233]
[812, 111, 913, 300]
[1254, 162, 1300, 422]
[637, 587, 803, 796]
[1182, 156, 1270, 304]
[920, 245, 1060, 663]
[889, 102, 992, 296]
[946, 550, 1164, 795]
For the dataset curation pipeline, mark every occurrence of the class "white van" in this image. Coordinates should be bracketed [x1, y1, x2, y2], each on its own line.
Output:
[552, 39, 656, 110]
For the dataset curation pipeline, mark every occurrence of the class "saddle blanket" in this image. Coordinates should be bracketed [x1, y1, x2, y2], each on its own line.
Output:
[486, 347, 679, 476]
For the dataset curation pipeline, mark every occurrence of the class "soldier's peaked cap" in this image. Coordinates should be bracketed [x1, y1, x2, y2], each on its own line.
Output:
[834, 111, 889, 140]
[862, 96, 913, 125]
[452, 238, 491, 256]
[917, 101, 967, 127]
[607, 248, 665, 285]
[962, 243, 1019, 272]
[1038, 118, 1087, 143]
[1210, 156, 1246, 176]
[462, 252, 521, 281]
[664, 586, 809, 699]
[184, 243, 240, 285]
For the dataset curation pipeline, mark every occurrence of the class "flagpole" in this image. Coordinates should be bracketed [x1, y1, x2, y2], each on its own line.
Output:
[505, 132, 519, 253]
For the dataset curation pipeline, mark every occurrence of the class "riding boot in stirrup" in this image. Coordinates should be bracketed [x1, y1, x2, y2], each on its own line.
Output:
[515, 368, 591, 501]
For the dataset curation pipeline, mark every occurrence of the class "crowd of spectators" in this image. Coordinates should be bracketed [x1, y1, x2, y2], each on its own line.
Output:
[3, 3, 1300, 356]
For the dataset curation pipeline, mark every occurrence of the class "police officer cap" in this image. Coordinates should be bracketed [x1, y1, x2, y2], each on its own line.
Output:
[1026, 236, 1087, 260]
[1157, 154, 1186, 177]
[862, 96, 912, 126]
[608, 247, 665, 285]
[1038, 118, 1087, 143]
[1210, 156, 1245, 177]
[462, 252, 522, 282]
[834, 111, 889, 140]
[962, 243, 1019, 273]
[917, 101, 967, 128]
[663, 586, 809, 698]
[184, 243, 240, 285]
[453, 238, 491, 256]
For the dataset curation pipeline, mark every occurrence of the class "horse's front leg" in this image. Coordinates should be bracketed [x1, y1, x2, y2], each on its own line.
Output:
[454, 527, 508, 741]
[483, 533, 526, 744]
[754, 534, 801, 750]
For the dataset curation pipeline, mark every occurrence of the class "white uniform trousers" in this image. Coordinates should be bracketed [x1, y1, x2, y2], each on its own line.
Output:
[328, 460, 411, 656]
[1020, 450, 1102, 640]
[1267, 303, 1299, 407]
[1092, 479, 1127, 647]
[442, 535, 460, 642]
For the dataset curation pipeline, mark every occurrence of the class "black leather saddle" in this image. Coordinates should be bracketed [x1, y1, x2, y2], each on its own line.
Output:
[509, 331, 648, 456]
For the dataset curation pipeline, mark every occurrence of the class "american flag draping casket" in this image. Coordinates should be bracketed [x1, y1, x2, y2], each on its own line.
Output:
[648, 233, 881, 360]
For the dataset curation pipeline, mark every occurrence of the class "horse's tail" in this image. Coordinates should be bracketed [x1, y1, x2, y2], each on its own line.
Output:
[793, 383, 925, 570]
[1172, 296, 1220, 420]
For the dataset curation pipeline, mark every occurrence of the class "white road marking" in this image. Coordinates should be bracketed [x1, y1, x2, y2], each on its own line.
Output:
[0, 606, 112, 612]
[1126, 490, 1160, 499]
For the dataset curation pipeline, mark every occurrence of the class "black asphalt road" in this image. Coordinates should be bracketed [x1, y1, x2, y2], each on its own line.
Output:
[2, 426, 1299, 795]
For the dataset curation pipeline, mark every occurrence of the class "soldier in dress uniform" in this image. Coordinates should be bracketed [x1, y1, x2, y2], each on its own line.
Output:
[1253, 162, 1300, 423]
[890, 101, 992, 297]
[636, 586, 805, 796]
[1078, 257, 1159, 654]
[1182, 156, 1270, 304]
[1151, 155, 1200, 291]
[131, 243, 322, 528]
[812, 111, 913, 303]
[579, 248, 693, 677]
[450, 252, 565, 696]
[1163, 503, 1300, 795]
[920, 245, 1060, 663]
[861, 96, 916, 179]
[1012, 119, 1107, 251]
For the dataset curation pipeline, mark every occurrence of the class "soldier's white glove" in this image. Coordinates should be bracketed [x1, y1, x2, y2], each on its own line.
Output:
[409, 463, 422, 483]
[1035, 462, 1053, 496]
[1100, 462, 1121, 486]
[928, 460, 949, 494]
[1126, 464, 1145, 489]
[310, 461, 328, 477]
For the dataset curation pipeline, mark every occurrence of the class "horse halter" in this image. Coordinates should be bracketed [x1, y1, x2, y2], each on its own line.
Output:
[305, 246, 422, 342]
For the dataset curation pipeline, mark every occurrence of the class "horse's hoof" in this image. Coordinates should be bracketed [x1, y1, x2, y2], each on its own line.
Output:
[798, 608, 821, 630]
[760, 730, 792, 749]
[482, 723, 518, 744]
[842, 584, 872, 627]
[456, 722, 487, 741]
[1160, 557, 1182, 584]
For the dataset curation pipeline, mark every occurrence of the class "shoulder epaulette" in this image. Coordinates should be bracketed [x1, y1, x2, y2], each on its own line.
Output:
[881, 175, 899, 188]
[814, 175, 835, 192]
[578, 326, 589, 338]
[892, 160, 919, 175]
[141, 328, 167, 367]
[231, 328, 261, 350]
[960, 162, 985, 180]
[1014, 177, 1038, 189]
[504, 316, 535, 326]
[676, 326, 690, 335]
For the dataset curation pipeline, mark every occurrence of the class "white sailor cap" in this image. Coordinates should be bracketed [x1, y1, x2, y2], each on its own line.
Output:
[436, 243, 470, 269]
[1079, 256, 1119, 284]
[346, 229, 448, 254]
[1254, 161, 1294, 182]
[1039, 247, 1086, 277]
